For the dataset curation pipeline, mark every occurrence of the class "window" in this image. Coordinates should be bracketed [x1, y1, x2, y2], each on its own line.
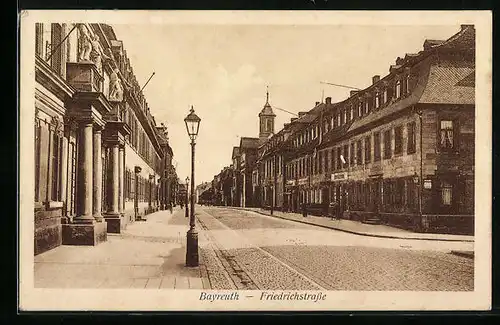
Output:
[35, 23, 44, 56]
[343, 109, 347, 125]
[441, 180, 453, 206]
[337, 112, 341, 127]
[364, 136, 371, 163]
[34, 120, 41, 201]
[350, 106, 354, 121]
[383, 89, 388, 104]
[332, 147, 337, 170]
[394, 125, 403, 155]
[383, 130, 392, 159]
[350, 143, 355, 166]
[50, 23, 64, 76]
[319, 151, 323, 174]
[405, 74, 411, 94]
[356, 140, 362, 165]
[365, 100, 370, 115]
[51, 132, 62, 201]
[343, 144, 349, 168]
[358, 102, 363, 117]
[375, 91, 380, 108]
[440, 120, 454, 149]
[395, 80, 401, 98]
[407, 122, 416, 154]
[374, 132, 381, 161]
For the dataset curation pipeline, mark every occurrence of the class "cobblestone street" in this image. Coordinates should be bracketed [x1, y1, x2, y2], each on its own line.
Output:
[197, 207, 474, 291]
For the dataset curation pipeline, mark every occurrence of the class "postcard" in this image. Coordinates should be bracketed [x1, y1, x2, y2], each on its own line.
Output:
[18, 10, 492, 311]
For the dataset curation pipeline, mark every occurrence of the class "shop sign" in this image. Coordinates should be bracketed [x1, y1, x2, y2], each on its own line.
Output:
[424, 179, 432, 189]
[286, 180, 296, 186]
[331, 172, 348, 181]
[298, 178, 308, 185]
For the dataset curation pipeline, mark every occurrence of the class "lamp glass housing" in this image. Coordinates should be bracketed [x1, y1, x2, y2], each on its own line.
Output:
[184, 106, 201, 141]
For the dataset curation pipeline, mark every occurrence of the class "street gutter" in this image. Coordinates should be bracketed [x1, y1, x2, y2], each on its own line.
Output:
[226, 207, 474, 243]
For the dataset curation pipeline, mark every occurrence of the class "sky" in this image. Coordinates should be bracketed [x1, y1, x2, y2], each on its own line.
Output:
[111, 24, 460, 186]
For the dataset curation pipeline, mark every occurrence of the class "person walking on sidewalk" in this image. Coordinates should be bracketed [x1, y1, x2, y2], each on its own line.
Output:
[302, 202, 308, 218]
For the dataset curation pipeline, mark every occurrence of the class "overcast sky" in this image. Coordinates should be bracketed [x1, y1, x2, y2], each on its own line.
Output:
[111, 24, 460, 185]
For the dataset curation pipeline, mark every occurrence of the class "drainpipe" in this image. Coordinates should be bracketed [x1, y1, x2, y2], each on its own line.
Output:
[416, 108, 424, 231]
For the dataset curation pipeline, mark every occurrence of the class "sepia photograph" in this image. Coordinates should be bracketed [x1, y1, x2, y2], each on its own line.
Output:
[18, 10, 492, 311]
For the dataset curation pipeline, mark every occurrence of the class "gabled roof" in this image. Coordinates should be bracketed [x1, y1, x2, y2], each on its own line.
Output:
[240, 137, 260, 150]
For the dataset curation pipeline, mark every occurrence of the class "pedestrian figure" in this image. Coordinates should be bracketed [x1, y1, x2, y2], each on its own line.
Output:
[169, 203, 173, 214]
[329, 201, 339, 220]
[302, 203, 307, 218]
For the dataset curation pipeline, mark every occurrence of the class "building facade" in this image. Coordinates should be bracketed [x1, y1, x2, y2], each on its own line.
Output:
[209, 25, 475, 234]
[33, 23, 175, 255]
[285, 25, 475, 234]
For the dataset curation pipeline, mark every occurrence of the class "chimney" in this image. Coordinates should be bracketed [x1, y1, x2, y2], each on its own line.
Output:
[325, 97, 332, 104]
[372, 75, 380, 84]
[350, 90, 359, 97]
[298, 112, 307, 118]
[315, 101, 320, 106]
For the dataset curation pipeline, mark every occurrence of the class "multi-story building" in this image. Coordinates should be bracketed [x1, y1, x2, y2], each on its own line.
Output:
[231, 147, 241, 207]
[286, 24, 475, 234]
[33, 23, 175, 255]
[239, 137, 261, 207]
[156, 123, 175, 210]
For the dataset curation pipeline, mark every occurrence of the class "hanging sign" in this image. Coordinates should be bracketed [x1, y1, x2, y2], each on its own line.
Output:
[424, 179, 432, 189]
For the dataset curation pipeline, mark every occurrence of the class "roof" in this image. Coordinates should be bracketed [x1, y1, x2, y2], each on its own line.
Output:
[231, 146, 240, 159]
[259, 102, 276, 117]
[418, 60, 475, 105]
[240, 137, 260, 150]
[259, 90, 276, 117]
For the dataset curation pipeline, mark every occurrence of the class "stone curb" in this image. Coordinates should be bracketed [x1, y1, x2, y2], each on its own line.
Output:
[450, 250, 475, 259]
[227, 207, 474, 243]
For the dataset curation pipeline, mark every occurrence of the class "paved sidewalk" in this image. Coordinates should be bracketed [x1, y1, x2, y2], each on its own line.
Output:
[228, 207, 474, 243]
[34, 208, 210, 289]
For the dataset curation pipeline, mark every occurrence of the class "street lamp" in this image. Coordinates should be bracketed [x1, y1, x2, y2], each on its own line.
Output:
[185, 176, 189, 219]
[184, 106, 201, 267]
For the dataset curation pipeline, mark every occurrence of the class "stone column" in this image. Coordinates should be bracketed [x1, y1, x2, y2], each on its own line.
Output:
[118, 146, 124, 216]
[60, 135, 69, 216]
[242, 172, 246, 207]
[75, 121, 94, 222]
[109, 144, 120, 215]
[92, 128, 103, 221]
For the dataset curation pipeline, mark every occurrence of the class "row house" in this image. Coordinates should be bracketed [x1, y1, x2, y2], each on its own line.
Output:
[283, 24, 475, 234]
[33, 22, 175, 255]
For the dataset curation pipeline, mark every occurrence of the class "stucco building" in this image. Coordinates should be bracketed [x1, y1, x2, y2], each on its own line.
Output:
[34, 23, 175, 255]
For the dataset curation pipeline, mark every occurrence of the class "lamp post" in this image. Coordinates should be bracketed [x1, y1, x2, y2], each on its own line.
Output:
[185, 176, 189, 218]
[184, 106, 201, 267]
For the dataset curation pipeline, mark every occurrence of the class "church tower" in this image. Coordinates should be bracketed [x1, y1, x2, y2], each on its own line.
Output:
[258, 87, 276, 141]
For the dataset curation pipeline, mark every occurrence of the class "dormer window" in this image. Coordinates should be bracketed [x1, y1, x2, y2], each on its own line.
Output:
[395, 79, 402, 98]
[358, 102, 363, 117]
[365, 101, 370, 115]
[383, 88, 388, 104]
[375, 91, 380, 109]
[405, 74, 411, 95]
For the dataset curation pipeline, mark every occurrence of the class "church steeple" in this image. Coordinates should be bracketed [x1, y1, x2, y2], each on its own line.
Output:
[259, 86, 276, 141]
